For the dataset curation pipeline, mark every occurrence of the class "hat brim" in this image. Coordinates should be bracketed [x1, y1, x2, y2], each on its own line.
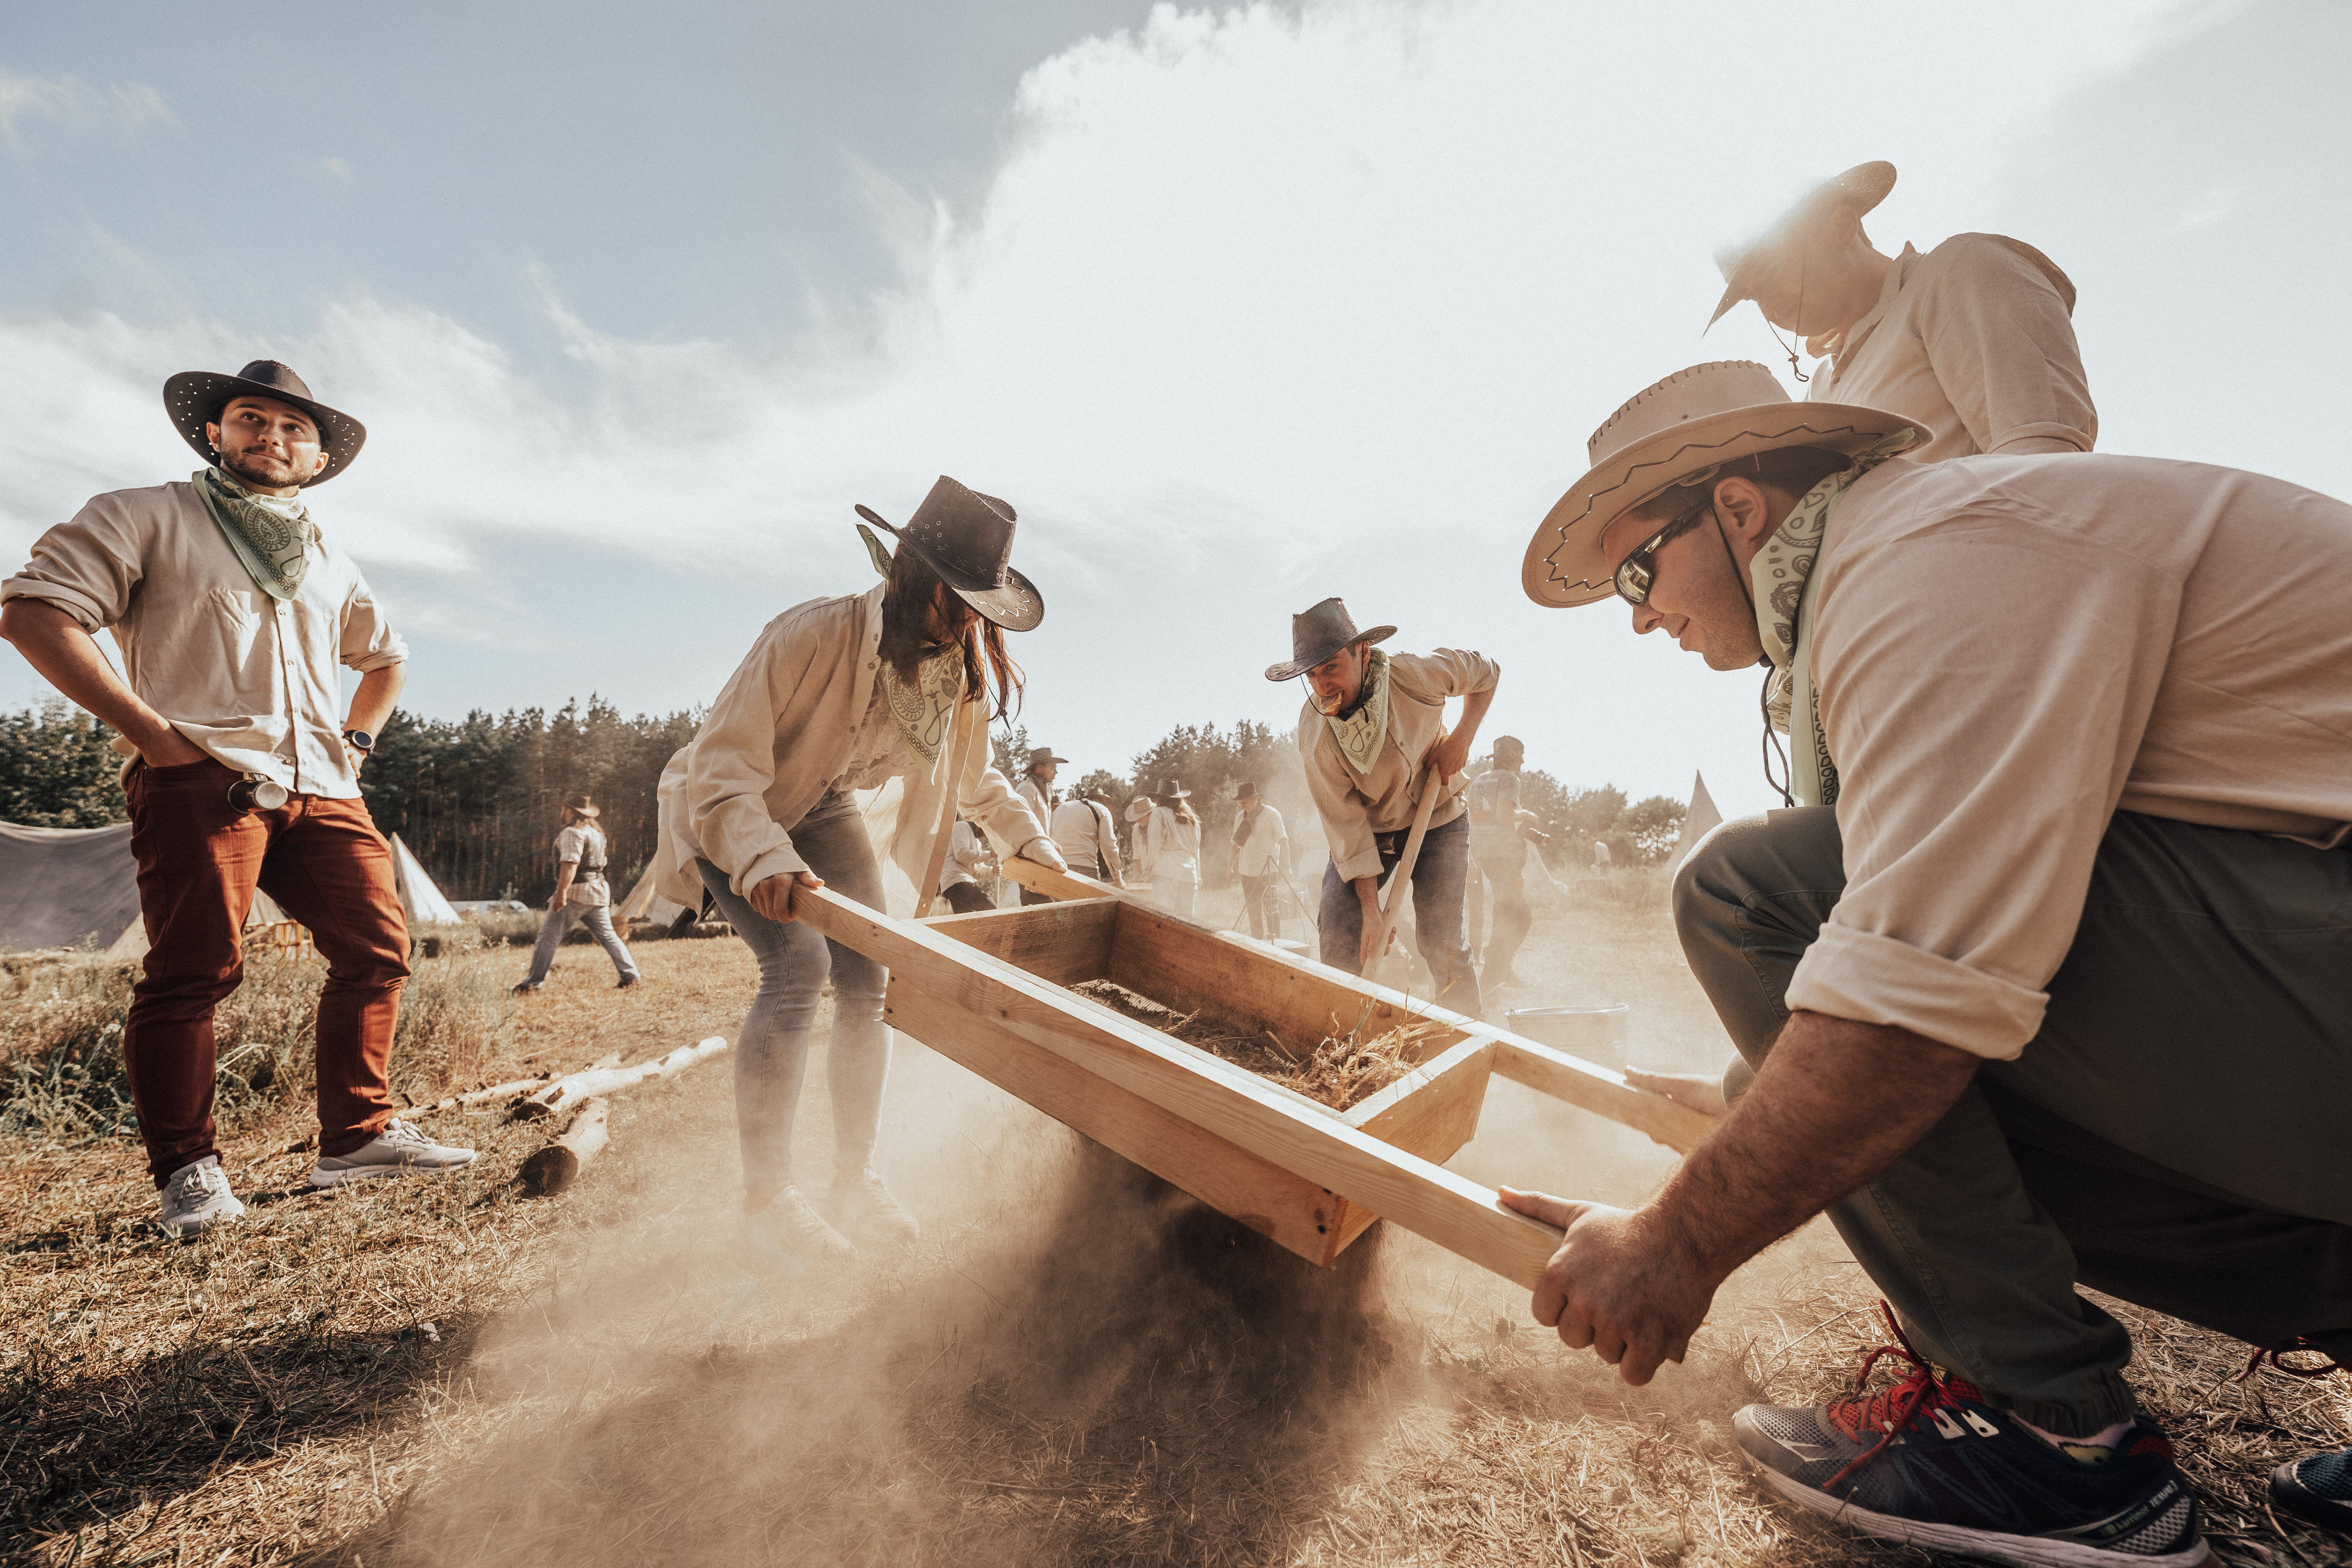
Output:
[163, 371, 367, 487]
[853, 505, 1045, 632]
[1703, 161, 1898, 331]
[1522, 403, 1918, 609]
[1263, 624, 1395, 682]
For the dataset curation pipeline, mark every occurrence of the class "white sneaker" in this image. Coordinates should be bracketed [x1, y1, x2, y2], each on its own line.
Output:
[827, 1167, 920, 1250]
[309, 1119, 479, 1187]
[745, 1185, 857, 1265]
[159, 1156, 246, 1236]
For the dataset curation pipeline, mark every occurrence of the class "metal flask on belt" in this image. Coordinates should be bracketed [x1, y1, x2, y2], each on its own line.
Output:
[227, 773, 290, 813]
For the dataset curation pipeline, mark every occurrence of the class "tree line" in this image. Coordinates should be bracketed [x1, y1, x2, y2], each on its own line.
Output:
[0, 699, 1689, 903]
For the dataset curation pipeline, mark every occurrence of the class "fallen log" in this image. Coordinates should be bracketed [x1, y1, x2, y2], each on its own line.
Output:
[519, 1098, 610, 1196]
[408, 1052, 623, 1119]
[510, 1036, 730, 1122]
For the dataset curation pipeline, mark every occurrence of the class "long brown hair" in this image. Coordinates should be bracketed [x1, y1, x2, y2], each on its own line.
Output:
[877, 546, 1025, 720]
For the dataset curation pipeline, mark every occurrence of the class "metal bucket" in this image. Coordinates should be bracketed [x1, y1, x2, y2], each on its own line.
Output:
[1506, 1003, 1631, 1069]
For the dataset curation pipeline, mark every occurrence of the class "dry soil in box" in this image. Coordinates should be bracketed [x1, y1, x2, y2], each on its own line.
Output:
[1068, 978, 1442, 1112]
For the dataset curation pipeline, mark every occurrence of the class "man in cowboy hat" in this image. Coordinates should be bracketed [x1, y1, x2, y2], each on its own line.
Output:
[1269, 597, 1497, 1013]
[0, 359, 475, 1236]
[515, 792, 640, 992]
[1709, 161, 2096, 465]
[1464, 735, 1548, 989]
[1507, 359, 2352, 1562]
[1227, 779, 1292, 941]
[1049, 782, 1126, 887]
[1016, 744, 1070, 905]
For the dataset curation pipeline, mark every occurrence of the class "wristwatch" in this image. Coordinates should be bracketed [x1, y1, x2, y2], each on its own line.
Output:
[341, 729, 376, 754]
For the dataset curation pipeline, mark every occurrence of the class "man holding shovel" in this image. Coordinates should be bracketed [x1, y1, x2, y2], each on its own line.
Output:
[1506, 359, 2351, 1565]
[1269, 597, 1495, 1015]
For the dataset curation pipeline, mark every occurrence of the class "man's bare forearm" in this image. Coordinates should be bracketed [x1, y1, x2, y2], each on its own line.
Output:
[345, 664, 405, 735]
[1649, 1010, 1980, 1283]
[0, 599, 181, 755]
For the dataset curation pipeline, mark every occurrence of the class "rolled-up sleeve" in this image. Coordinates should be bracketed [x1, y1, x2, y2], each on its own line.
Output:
[339, 582, 409, 671]
[1920, 238, 2098, 458]
[1785, 512, 2174, 1058]
[1387, 647, 1500, 704]
[2, 495, 147, 630]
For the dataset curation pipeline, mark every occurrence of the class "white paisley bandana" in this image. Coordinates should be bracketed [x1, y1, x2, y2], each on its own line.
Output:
[882, 647, 966, 782]
[1749, 428, 1919, 807]
[1324, 647, 1392, 776]
[193, 466, 315, 601]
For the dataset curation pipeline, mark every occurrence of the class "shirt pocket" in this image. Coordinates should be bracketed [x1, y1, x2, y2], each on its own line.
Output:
[203, 584, 269, 671]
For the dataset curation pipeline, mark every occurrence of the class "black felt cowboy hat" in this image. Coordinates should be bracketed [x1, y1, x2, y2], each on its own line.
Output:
[1155, 777, 1191, 800]
[1263, 597, 1394, 682]
[162, 359, 367, 486]
[854, 475, 1044, 632]
[1706, 161, 1898, 330]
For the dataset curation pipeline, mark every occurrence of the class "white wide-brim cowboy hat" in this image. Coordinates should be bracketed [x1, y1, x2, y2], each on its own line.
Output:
[1707, 161, 1898, 330]
[1521, 360, 1916, 609]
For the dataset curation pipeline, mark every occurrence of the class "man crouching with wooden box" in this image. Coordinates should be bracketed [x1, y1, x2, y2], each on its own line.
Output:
[1267, 597, 1495, 1017]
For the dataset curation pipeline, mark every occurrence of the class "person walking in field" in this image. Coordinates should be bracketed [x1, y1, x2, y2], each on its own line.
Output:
[1050, 786, 1125, 886]
[938, 814, 998, 914]
[1227, 779, 1290, 940]
[1465, 736, 1548, 990]
[1270, 597, 1496, 1014]
[1131, 779, 1201, 918]
[514, 793, 640, 992]
[1509, 359, 2352, 1564]
[0, 359, 475, 1234]
[652, 477, 1065, 1262]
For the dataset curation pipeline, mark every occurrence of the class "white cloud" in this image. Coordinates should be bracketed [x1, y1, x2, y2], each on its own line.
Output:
[0, 0, 2196, 813]
[0, 67, 177, 153]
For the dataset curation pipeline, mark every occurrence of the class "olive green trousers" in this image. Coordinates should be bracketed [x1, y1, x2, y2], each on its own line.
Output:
[1676, 807, 2352, 1433]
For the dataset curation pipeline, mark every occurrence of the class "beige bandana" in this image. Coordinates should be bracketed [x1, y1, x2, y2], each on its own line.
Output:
[1749, 428, 1918, 806]
[882, 648, 965, 782]
[1324, 647, 1391, 776]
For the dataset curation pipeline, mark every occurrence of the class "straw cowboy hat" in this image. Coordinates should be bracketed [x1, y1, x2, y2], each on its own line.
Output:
[1027, 745, 1069, 769]
[163, 359, 368, 486]
[1706, 161, 1898, 330]
[854, 475, 1044, 632]
[1521, 360, 1915, 609]
[1263, 597, 1394, 682]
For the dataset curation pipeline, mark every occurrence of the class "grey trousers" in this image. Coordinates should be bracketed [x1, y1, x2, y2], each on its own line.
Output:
[523, 901, 639, 985]
[1677, 807, 2352, 1432]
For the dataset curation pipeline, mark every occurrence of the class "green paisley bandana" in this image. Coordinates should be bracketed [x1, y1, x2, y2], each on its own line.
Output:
[194, 467, 314, 602]
[1748, 428, 1918, 806]
[882, 647, 965, 782]
[1325, 647, 1391, 776]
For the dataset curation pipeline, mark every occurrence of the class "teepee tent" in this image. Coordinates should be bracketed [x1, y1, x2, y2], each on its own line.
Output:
[0, 821, 146, 955]
[389, 834, 462, 926]
[615, 866, 697, 930]
[1665, 771, 1725, 875]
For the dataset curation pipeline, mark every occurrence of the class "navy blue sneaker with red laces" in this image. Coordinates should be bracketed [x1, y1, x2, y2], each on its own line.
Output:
[1734, 1306, 2210, 1567]
[2272, 1447, 2352, 1532]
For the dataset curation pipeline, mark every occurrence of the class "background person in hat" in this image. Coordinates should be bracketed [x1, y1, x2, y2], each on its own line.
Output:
[1463, 736, 1548, 990]
[1270, 597, 1495, 1013]
[0, 359, 476, 1235]
[1227, 779, 1291, 941]
[1049, 783, 1125, 888]
[514, 793, 640, 993]
[1015, 744, 1069, 905]
[1710, 161, 2096, 465]
[1130, 778, 1201, 918]
[650, 476, 1065, 1263]
[1508, 360, 2352, 1563]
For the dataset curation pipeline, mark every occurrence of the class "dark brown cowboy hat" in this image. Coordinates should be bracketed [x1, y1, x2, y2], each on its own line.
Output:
[1156, 777, 1191, 800]
[854, 475, 1043, 632]
[163, 360, 367, 486]
[1706, 161, 1898, 330]
[561, 792, 601, 819]
[1263, 597, 1394, 682]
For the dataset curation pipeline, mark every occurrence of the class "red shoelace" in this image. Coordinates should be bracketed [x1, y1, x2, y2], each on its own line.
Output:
[1821, 1301, 1981, 1490]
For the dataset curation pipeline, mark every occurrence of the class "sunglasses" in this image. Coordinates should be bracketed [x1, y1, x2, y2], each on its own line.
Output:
[1613, 501, 1713, 606]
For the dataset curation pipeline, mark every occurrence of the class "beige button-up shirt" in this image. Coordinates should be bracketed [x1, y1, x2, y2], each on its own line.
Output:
[1050, 797, 1123, 878]
[1299, 648, 1498, 882]
[1786, 454, 2352, 1062]
[653, 584, 1054, 905]
[1812, 234, 2097, 465]
[1, 479, 407, 799]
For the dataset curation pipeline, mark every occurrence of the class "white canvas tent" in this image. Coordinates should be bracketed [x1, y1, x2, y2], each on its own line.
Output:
[0, 820, 457, 955]
[1665, 771, 1725, 875]
[615, 866, 698, 930]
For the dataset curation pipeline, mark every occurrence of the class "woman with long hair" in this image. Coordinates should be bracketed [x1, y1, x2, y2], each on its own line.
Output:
[650, 478, 1064, 1261]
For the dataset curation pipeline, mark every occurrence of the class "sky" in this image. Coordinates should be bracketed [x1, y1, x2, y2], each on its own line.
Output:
[2, 0, 2345, 823]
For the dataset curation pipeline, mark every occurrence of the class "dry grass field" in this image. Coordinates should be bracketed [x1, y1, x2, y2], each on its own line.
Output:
[0, 885, 2342, 1566]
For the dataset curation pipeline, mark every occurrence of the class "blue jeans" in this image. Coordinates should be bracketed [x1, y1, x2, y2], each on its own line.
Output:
[1317, 812, 1481, 1015]
[523, 902, 638, 985]
[696, 790, 890, 1203]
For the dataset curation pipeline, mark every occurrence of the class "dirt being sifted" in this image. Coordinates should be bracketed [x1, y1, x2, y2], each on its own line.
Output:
[1067, 978, 1450, 1111]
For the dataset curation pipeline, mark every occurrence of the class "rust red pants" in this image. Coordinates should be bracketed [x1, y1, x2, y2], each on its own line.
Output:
[124, 758, 410, 1184]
